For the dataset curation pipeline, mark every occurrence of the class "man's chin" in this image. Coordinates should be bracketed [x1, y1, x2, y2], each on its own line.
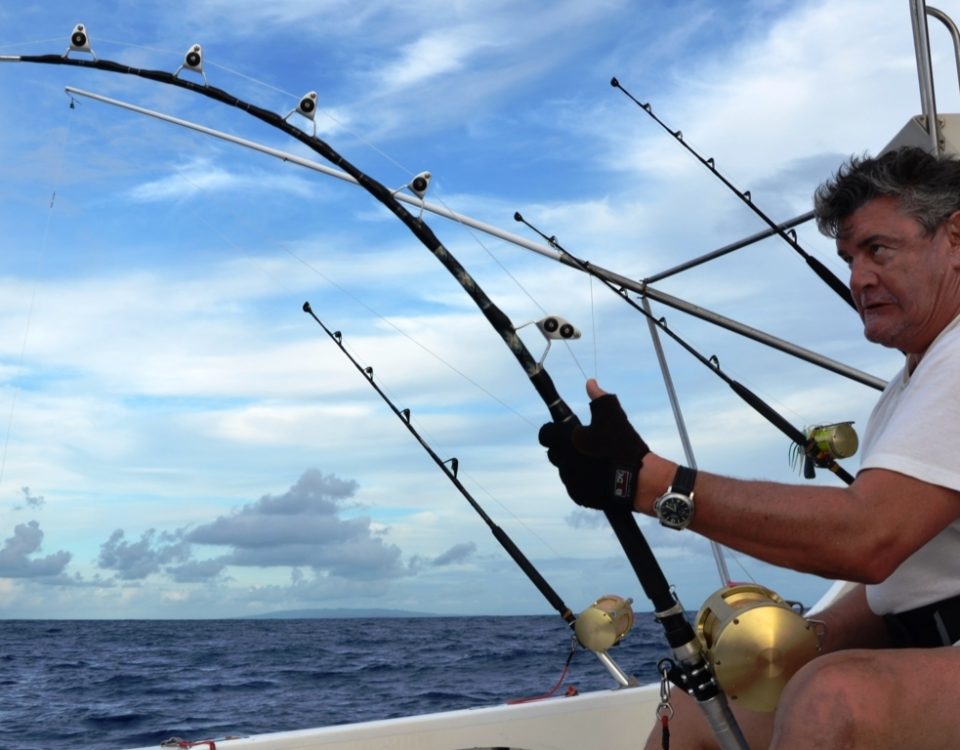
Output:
[863, 325, 898, 349]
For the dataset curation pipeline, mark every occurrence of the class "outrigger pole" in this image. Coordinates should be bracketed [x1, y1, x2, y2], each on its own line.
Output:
[51, 86, 885, 392]
[4, 45, 750, 748]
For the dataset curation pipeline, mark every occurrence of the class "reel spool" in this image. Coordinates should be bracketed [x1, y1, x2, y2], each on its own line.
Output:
[695, 583, 820, 712]
[575, 594, 634, 652]
[807, 421, 858, 460]
[793, 421, 859, 478]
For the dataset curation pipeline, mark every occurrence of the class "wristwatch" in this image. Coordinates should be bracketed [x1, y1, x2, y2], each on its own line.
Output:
[653, 466, 697, 529]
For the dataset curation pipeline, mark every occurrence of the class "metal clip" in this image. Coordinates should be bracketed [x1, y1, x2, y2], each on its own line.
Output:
[657, 661, 675, 720]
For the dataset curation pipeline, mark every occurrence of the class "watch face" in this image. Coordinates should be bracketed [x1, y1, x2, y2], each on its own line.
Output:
[657, 493, 692, 527]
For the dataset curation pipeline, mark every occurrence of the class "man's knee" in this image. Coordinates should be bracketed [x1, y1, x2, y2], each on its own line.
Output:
[773, 650, 892, 745]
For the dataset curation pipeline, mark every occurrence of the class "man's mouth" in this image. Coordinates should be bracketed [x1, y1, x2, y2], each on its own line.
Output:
[859, 296, 896, 313]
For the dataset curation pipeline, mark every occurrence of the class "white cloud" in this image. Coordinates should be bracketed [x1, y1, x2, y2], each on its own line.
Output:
[127, 157, 316, 201]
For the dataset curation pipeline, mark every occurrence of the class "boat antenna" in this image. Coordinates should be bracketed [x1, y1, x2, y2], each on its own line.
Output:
[513, 212, 856, 485]
[609, 77, 856, 311]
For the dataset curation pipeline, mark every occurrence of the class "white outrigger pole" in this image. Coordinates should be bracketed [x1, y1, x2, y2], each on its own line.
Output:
[61, 85, 887, 393]
[60, 83, 884, 592]
[642, 295, 734, 586]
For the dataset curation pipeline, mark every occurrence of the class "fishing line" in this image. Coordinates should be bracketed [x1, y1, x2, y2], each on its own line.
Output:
[88, 35, 419, 182]
[435, 203, 593, 383]
[589, 274, 599, 379]
[302, 301, 564, 561]
[0, 38, 62, 51]
[0, 89, 75, 491]
[514, 212, 856, 485]
[76, 36, 595, 399]
[57, 86, 881, 393]
[65, 90, 539, 428]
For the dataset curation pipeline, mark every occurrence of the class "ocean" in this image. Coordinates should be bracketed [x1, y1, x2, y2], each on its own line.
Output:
[0, 615, 669, 750]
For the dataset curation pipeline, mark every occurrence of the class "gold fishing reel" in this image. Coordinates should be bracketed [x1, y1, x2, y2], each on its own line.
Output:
[695, 583, 820, 712]
[575, 594, 635, 652]
[791, 421, 859, 479]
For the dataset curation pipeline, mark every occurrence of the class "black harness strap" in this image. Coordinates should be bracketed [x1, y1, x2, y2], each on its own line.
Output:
[885, 592, 960, 647]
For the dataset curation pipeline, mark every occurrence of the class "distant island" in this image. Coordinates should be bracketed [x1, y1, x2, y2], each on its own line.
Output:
[247, 608, 439, 619]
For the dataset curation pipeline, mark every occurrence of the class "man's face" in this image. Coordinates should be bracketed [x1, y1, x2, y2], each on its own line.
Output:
[837, 196, 960, 355]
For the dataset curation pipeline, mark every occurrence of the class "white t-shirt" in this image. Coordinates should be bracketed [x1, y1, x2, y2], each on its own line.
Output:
[860, 315, 960, 615]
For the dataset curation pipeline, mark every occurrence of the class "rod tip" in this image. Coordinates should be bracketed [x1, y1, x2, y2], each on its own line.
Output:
[302, 301, 312, 313]
[513, 211, 523, 222]
[610, 77, 619, 88]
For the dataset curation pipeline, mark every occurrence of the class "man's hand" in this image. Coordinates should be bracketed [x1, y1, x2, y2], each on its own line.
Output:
[538, 379, 649, 510]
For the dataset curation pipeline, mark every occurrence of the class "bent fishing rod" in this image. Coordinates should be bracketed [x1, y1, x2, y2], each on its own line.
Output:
[6, 37, 748, 747]
[611, 77, 857, 311]
[515, 212, 856, 485]
[55, 84, 885, 392]
[301, 302, 644, 688]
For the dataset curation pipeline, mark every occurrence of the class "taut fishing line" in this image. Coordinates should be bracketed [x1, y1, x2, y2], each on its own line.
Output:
[513, 212, 856, 485]
[0, 90, 75, 492]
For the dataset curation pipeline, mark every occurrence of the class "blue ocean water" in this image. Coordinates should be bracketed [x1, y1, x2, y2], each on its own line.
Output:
[0, 616, 669, 750]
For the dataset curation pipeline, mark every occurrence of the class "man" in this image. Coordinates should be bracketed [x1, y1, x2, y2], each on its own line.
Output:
[539, 146, 960, 749]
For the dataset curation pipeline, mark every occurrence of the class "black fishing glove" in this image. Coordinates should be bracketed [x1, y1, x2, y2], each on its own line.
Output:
[538, 394, 649, 510]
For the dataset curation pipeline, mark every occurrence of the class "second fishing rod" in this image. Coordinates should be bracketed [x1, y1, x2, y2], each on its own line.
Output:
[514, 212, 857, 485]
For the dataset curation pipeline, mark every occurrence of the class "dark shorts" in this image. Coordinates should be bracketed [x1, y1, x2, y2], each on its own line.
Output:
[884, 594, 960, 647]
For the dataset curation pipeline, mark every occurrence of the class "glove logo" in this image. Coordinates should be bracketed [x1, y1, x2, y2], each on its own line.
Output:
[613, 468, 633, 499]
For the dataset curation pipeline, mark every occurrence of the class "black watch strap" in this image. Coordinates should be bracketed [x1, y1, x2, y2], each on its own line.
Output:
[670, 465, 697, 496]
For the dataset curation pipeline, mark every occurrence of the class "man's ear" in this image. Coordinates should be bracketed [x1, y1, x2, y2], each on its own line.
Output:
[945, 210, 960, 268]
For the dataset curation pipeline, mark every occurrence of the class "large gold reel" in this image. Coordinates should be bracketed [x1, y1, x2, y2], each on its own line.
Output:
[575, 594, 635, 652]
[695, 584, 820, 712]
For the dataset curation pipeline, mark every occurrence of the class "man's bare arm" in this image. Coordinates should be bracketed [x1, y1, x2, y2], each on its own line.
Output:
[635, 454, 960, 582]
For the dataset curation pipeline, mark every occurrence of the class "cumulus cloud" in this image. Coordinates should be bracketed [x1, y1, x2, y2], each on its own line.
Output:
[97, 528, 192, 580]
[166, 559, 228, 583]
[432, 541, 476, 566]
[376, 29, 493, 90]
[187, 469, 406, 580]
[565, 509, 610, 529]
[0, 521, 72, 578]
[15, 486, 45, 511]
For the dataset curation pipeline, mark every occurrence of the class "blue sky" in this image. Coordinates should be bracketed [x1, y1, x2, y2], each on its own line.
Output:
[0, 0, 949, 619]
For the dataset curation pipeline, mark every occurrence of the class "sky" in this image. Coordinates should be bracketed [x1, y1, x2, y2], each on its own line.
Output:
[0, 0, 954, 620]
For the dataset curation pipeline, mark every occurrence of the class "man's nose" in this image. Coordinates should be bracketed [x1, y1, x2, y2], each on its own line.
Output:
[848, 255, 875, 294]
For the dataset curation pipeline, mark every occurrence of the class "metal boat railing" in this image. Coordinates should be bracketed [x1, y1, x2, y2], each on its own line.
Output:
[913, 1, 960, 155]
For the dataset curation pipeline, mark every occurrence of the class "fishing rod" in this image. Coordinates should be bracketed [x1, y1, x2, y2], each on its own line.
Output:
[6, 35, 749, 746]
[514, 212, 857, 485]
[54, 85, 884, 392]
[610, 77, 857, 311]
[301, 301, 641, 688]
